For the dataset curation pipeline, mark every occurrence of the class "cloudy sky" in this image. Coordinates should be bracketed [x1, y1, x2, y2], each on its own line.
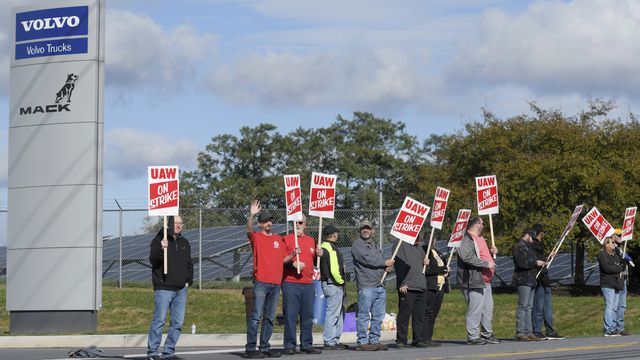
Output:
[1, 0, 639, 209]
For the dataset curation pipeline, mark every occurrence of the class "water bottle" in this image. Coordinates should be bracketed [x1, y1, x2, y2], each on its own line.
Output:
[191, 322, 196, 334]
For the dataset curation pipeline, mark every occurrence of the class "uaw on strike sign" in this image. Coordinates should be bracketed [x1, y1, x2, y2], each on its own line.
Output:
[390, 197, 430, 244]
[622, 207, 637, 241]
[476, 175, 499, 215]
[582, 207, 614, 244]
[448, 209, 471, 248]
[148, 166, 179, 216]
[430, 186, 450, 230]
[284, 174, 303, 221]
[309, 172, 336, 218]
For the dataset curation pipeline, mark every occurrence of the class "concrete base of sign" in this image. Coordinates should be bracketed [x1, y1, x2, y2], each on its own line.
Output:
[9, 311, 97, 334]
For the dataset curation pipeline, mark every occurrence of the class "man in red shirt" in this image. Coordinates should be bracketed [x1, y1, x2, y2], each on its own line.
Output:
[281, 214, 322, 355]
[244, 200, 296, 359]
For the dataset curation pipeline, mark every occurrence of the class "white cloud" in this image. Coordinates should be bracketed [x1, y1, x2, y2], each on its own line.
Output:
[447, 0, 640, 96]
[105, 9, 218, 89]
[105, 128, 198, 179]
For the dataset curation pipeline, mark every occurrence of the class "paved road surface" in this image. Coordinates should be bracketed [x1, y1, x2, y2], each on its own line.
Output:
[3, 336, 640, 360]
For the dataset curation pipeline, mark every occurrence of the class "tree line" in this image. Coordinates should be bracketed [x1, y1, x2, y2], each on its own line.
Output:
[181, 99, 640, 286]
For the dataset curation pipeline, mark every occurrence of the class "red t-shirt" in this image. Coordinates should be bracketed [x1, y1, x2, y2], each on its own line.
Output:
[282, 233, 316, 284]
[472, 233, 495, 283]
[249, 232, 286, 285]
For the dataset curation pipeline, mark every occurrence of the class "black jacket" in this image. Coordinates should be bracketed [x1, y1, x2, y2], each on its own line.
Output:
[531, 239, 551, 286]
[150, 229, 194, 291]
[512, 239, 539, 287]
[424, 246, 449, 291]
[598, 250, 624, 291]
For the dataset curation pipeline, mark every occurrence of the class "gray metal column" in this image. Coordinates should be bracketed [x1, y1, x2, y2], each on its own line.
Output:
[8, 0, 104, 334]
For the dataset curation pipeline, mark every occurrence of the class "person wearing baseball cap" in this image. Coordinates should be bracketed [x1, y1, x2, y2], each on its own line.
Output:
[611, 230, 633, 336]
[351, 220, 395, 351]
[320, 224, 348, 350]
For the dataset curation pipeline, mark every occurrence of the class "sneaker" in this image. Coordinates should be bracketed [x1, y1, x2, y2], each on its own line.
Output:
[546, 332, 565, 340]
[324, 343, 348, 350]
[147, 355, 163, 360]
[481, 333, 501, 344]
[395, 341, 410, 348]
[527, 335, 542, 341]
[372, 343, 388, 351]
[356, 343, 378, 351]
[243, 351, 266, 359]
[411, 341, 429, 348]
[163, 356, 186, 360]
[467, 337, 486, 345]
[300, 347, 322, 354]
[515, 335, 530, 342]
[619, 330, 632, 336]
[282, 348, 296, 355]
[533, 333, 548, 340]
[425, 341, 441, 347]
[262, 349, 282, 358]
[604, 331, 621, 337]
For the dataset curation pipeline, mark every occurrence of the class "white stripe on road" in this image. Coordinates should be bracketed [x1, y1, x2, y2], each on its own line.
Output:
[43, 347, 246, 360]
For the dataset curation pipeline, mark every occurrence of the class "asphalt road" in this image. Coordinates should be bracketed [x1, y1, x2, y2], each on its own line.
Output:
[3, 336, 640, 360]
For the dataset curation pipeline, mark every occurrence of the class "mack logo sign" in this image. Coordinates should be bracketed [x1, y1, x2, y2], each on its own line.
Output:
[15, 6, 89, 59]
[19, 73, 78, 115]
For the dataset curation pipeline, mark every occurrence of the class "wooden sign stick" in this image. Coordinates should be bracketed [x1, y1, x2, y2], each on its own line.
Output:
[163, 215, 168, 275]
[489, 214, 496, 259]
[438, 248, 456, 291]
[316, 217, 323, 269]
[380, 240, 402, 283]
[294, 221, 301, 274]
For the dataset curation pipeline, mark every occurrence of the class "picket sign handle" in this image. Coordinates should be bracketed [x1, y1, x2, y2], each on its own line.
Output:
[489, 214, 496, 259]
[422, 228, 436, 274]
[380, 240, 402, 284]
[163, 216, 168, 275]
[316, 217, 323, 269]
[536, 235, 566, 279]
[438, 248, 456, 291]
[623, 239, 628, 259]
[294, 221, 301, 274]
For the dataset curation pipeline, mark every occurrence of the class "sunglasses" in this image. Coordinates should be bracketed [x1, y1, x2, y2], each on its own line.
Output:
[296, 221, 305, 225]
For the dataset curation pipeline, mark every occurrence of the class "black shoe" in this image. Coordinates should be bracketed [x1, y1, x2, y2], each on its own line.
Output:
[426, 341, 441, 347]
[533, 333, 548, 340]
[546, 332, 565, 340]
[481, 333, 501, 344]
[467, 337, 486, 345]
[243, 351, 266, 359]
[300, 347, 322, 354]
[262, 349, 282, 358]
[395, 342, 410, 348]
[163, 356, 186, 360]
[411, 342, 429, 348]
[147, 355, 163, 360]
[282, 348, 296, 355]
[619, 330, 632, 336]
[324, 343, 348, 350]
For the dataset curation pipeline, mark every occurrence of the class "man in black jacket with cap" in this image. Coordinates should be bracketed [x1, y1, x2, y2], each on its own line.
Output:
[147, 215, 193, 360]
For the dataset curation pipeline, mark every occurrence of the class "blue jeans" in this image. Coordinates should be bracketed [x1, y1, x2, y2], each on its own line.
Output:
[282, 281, 315, 350]
[147, 287, 187, 357]
[616, 278, 627, 332]
[357, 286, 386, 345]
[246, 281, 280, 352]
[515, 285, 535, 337]
[532, 284, 556, 336]
[322, 282, 344, 346]
[602, 287, 621, 334]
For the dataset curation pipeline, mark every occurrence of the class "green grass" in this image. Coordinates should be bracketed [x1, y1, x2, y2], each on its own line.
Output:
[0, 283, 638, 338]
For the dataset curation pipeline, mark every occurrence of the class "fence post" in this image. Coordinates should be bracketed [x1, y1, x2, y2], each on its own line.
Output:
[379, 191, 383, 249]
[114, 199, 123, 289]
[199, 207, 203, 290]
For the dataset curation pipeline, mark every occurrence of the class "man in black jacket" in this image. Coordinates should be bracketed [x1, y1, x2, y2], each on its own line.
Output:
[513, 229, 545, 341]
[147, 216, 193, 360]
[531, 223, 564, 340]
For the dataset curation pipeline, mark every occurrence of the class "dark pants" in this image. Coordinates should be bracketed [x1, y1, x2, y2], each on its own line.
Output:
[282, 281, 315, 350]
[396, 290, 426, 344]
[422, 289, 445, 342]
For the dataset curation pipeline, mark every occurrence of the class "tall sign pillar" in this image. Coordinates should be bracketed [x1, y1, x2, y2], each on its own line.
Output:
[8, 0, 104, 333]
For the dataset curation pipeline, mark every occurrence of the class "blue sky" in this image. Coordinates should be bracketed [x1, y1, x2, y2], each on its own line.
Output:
[1, 0, 639, 213]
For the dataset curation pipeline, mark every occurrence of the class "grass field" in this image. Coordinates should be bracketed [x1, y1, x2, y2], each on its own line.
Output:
[0, 283, 637, 339]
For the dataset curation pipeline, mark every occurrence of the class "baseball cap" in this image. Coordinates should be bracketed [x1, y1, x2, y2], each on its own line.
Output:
[359, 220, 373, 230]
[257, 211, 273, 223]
[615, 228, 622, 235]
[532, 223, 544, 234]
[322, 224, 340, 237]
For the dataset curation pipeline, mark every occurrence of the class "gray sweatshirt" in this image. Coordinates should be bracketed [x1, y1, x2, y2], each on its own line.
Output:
[351, 237, 386, 288]
[394, 240, 427, 291]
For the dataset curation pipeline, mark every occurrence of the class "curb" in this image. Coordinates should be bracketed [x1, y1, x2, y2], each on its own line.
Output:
[0, 331, 397, 348]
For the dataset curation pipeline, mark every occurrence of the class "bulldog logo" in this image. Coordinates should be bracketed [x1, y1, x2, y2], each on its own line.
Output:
[55, 73, 78, 103]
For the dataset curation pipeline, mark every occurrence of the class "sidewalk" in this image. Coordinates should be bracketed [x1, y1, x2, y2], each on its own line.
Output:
[0, 331, 397, 348]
